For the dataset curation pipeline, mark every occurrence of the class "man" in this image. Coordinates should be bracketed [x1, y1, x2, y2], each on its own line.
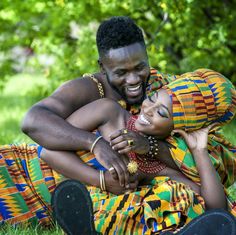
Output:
[22, 16, 176, 187]
[21, 16, 235, 234]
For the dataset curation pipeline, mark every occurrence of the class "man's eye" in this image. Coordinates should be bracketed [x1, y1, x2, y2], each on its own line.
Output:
[116, 71, 126, 76]
[136, 64, 145, 71]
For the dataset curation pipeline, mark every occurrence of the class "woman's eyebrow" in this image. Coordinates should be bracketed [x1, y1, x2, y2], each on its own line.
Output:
[148, 96, 154, 102]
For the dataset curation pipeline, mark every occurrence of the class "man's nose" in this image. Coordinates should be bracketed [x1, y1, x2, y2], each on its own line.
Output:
[126, 72, 140, 85]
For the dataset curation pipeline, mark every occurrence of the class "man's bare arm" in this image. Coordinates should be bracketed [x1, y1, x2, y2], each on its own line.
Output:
[22, 77, 101, 151]
[39, 98, 131, 187]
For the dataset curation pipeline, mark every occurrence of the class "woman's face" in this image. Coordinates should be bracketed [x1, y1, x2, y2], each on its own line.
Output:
[135, 89, 174, 138]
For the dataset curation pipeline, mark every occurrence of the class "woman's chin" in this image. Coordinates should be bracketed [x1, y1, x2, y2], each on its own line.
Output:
[135, 121, 153, 136]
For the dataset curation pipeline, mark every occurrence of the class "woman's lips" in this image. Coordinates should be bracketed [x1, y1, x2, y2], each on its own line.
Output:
[137, 114, 151, 125]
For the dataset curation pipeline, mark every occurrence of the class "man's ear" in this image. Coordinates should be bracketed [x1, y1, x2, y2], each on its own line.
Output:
[97, 59, 105, 74]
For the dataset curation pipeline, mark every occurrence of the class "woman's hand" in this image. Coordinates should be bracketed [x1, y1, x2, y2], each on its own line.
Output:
[172, 123, 219, 153]
[104, 171, 139, 195]
[109, 128, 149, 155]
[173, 123, 226, 209]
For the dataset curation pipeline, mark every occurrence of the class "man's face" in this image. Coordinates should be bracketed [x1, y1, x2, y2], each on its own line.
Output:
[100, 42, 150, 105]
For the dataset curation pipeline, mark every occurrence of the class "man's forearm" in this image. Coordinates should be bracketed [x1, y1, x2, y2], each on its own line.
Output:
[22, 106, 97, 151]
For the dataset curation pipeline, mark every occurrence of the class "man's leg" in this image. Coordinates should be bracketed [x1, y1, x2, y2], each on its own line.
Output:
[51, 180, 98, 235]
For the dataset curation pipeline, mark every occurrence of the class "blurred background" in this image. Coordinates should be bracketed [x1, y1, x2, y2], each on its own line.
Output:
[0, 0, 236, 144]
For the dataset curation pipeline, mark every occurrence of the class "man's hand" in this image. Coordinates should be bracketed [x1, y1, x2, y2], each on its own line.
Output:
[109, 128, 150, 155]
[104, 171, 139, 195]
[93, 138, 131, 188]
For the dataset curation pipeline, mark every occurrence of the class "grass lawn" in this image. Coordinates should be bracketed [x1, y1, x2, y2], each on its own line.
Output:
[0, 224, 63, 235]
[0, 74, 235, 234]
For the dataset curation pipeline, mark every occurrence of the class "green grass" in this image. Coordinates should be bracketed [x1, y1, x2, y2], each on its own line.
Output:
[0, 73, 235, 234]
[0, 224, 64, 235]
[0, 73, 49, 144]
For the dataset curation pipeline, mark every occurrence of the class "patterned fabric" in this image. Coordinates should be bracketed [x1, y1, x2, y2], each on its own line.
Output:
[156, 68, 236, 216]
[88, 177, 204, 235]
[167, 132, 236, 216]
[165, 69, 236, 131]
[0, 144, 205, 233]
[0, 144, 64, 227]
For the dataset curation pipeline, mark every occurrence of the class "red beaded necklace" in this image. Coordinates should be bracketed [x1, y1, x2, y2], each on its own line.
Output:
[126, 115, 166, 174]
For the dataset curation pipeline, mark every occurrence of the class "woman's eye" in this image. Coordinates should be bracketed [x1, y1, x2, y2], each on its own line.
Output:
[158, 109, 168, 118]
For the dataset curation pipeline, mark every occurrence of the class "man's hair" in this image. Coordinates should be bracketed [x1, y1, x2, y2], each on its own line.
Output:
[96, 16, 145, 56]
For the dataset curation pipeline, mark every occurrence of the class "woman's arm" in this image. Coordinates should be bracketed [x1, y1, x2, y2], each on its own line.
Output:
[40, 149, 138, 195]
[172, 124, 226, 210]
[190, 148, 226, 209]
[41, 98, 133, 189]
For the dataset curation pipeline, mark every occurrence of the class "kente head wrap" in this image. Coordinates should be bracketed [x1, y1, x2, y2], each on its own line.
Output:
[165, 69, 236, 131]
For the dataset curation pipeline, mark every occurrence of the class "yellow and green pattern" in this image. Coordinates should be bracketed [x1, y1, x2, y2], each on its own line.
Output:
[0, 144, 63, 227]
[88, 176, 204, 234]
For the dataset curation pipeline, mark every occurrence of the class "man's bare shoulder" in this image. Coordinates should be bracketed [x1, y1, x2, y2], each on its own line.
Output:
[51, 73, 103, 101]
[32, 73, 104, 117]
[56, 74, 100, 92]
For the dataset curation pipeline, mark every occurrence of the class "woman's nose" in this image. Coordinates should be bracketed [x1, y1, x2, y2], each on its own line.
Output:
[143, 101, 154, 116]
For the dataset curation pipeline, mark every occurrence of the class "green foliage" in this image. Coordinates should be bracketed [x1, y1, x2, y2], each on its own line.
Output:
[1, 0, 236, 97]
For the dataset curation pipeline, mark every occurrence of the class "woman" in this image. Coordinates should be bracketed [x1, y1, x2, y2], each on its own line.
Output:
[47, 69, 236, 234]
[0, 69, 235, 233]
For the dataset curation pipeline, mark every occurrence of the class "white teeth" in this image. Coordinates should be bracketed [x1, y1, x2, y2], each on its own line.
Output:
[140, 114, 150, 125]
[127, 85, 141, 91]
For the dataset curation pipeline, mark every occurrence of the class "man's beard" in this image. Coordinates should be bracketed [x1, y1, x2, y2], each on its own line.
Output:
[106, 77, 146, 105]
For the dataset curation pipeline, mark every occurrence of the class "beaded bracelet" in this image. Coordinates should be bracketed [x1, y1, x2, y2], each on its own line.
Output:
[146, 136, 159, 159]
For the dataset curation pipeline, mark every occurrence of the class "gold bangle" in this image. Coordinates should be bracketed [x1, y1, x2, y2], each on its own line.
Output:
[100, 170, 106, 191]
[99, 170, 103, 191]
[91, 136, 103, 153]
[102, 170, 106, 191]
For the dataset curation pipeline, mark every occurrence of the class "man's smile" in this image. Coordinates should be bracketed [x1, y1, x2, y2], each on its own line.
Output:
[125, 83, 143, 97]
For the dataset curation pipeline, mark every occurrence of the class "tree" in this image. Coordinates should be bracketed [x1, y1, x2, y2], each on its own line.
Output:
[0, 0, 235, 96]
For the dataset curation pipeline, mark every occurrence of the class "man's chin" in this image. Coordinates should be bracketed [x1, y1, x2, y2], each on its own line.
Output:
[125, 95, 144, 105]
